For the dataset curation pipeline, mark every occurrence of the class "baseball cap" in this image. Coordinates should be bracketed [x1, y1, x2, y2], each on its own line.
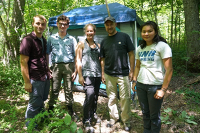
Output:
[104, 16, 116, 23]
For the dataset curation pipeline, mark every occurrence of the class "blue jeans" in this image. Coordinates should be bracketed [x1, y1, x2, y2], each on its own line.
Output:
[83, 77, 101, 123]
[25, 79, 50, 127]
[136, 82, 163, 133]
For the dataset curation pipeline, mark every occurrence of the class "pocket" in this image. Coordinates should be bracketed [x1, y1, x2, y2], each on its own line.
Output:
[116, 42, 126, 50]
[69, 62, 75, 72]
[51, 63, 57, 72]
[30, 80, 42, 96]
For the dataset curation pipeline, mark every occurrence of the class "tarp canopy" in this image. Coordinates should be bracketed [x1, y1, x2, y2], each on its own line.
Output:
[48, 3, 140, 98]
[48, 3, 142, 29]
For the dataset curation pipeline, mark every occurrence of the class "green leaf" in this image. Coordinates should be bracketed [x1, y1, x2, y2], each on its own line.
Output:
[77, 128, 83, 133]
[164, 108, 172, 113]
[64, 114, 71, 126]
[61, 129, 70, 133]
[181, 111, 187, 118]
[185, 119, 197, 125]
[70, 121, 77, 133]
[172, 110, 177, 115]
[161, 115, 169, 121]
[165, 121, 172, 125]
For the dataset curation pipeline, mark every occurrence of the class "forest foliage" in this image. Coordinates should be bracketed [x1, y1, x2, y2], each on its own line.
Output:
[0, 0, 200, 132]
[0, 0, 199, 70]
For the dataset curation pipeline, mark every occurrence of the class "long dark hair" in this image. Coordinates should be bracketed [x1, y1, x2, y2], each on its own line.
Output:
[140, 21, 167, 49]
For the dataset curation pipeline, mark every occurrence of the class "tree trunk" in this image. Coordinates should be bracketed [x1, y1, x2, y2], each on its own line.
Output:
[178, 14, 181, 48]
[140, 0, 144, 20]
[174, 8, 178, 47]
[150, 0, 158, 23]
[0, 0, 25, 64]
[10, 0, 26, 58]
[0, 15, 14, 60]
[183, 0, 200, 72]
[170, 0, 174, 46]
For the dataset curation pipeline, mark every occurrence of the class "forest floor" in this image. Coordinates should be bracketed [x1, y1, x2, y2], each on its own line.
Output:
[0, 74, 200, 133]
[68, 74, 200, 133]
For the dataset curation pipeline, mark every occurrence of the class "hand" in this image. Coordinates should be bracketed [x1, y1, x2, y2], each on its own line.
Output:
[154, 89, 165, 99]
[48, 68, 53, 79]
[132, 82, 136, 92]
[71, 72, 77, 82]
[78, 76, 85, 86]
[24, 82, 32, 93]
[129, 71, 133, 82]
[101, 75, 106, 84]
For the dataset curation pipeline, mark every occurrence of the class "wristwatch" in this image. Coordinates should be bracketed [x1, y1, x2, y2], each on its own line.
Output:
[132, 80, 137, 84]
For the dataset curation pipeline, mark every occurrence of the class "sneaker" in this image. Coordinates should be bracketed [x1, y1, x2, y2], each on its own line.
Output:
[72, 112, 79, 122]
[106, 119, 116, 128]
[84, 121, 94, 133]
[124, 123, 131, 131]
[92, 113, 101, 123]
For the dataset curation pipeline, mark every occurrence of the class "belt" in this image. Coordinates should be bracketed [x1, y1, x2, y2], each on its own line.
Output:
[55, 62, 67, 64]
[55, 62, 72, 64]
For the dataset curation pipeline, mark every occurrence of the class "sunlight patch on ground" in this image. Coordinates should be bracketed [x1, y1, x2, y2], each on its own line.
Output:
[21, 93, 29, 100]
[131, 109, 142, 116]
[58, 90, 85, 105]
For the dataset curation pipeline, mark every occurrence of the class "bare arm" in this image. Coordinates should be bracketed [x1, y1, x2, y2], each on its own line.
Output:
[162, 57, 173, 89]
[154, 57, 173, 99]
[71, 38, 78, 81]
[71, 55, 77, 82]
[128, 51, 135, 81]
[46, 54, 53, 78]
[20, 54, 32, 93]
[132, 59, 141, 91]
[76, 42, 84, 86]
[100, 58, 106, 84]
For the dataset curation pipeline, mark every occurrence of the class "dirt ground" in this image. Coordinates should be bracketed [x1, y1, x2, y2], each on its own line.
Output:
[2, 74, 198, 133]
[57, 74, 200, 133]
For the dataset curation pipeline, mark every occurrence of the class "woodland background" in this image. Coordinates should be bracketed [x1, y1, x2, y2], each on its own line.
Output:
[0, 0, 200, 133]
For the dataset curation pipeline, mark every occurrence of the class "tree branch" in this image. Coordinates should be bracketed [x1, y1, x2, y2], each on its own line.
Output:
[105, 0, 111, 17]
[0, 0, 8, 16]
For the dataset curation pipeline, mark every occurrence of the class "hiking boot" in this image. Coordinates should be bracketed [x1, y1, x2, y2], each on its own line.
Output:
[124, 123, 131, 131]
[106, 119, 116, 128]
[72, 112, 79, 122]
[92, 113, 101, 123]
[84, 121, 94, 133]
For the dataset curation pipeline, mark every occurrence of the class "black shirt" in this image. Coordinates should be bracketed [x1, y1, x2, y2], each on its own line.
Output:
[100, 32, 135, 77]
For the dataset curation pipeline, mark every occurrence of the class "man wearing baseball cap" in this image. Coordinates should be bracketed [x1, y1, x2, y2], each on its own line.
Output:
[100, 16, 135, 131]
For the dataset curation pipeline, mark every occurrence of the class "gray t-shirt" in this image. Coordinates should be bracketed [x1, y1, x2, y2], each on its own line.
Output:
[82, 40, 101, 77]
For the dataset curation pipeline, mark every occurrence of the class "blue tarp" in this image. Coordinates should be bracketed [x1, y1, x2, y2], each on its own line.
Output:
[49, 3, 138, 98]
[48, 3, 137, 29]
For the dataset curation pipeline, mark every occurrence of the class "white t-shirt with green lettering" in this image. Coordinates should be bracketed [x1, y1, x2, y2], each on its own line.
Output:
[136, 41, 172, 85]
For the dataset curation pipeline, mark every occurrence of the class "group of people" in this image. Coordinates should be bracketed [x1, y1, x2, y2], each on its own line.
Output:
[20, 14, 173, 133]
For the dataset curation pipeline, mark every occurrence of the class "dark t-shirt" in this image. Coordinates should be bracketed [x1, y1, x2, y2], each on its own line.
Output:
[20, 32, 49, 81]
[100, 32, 135, 77]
